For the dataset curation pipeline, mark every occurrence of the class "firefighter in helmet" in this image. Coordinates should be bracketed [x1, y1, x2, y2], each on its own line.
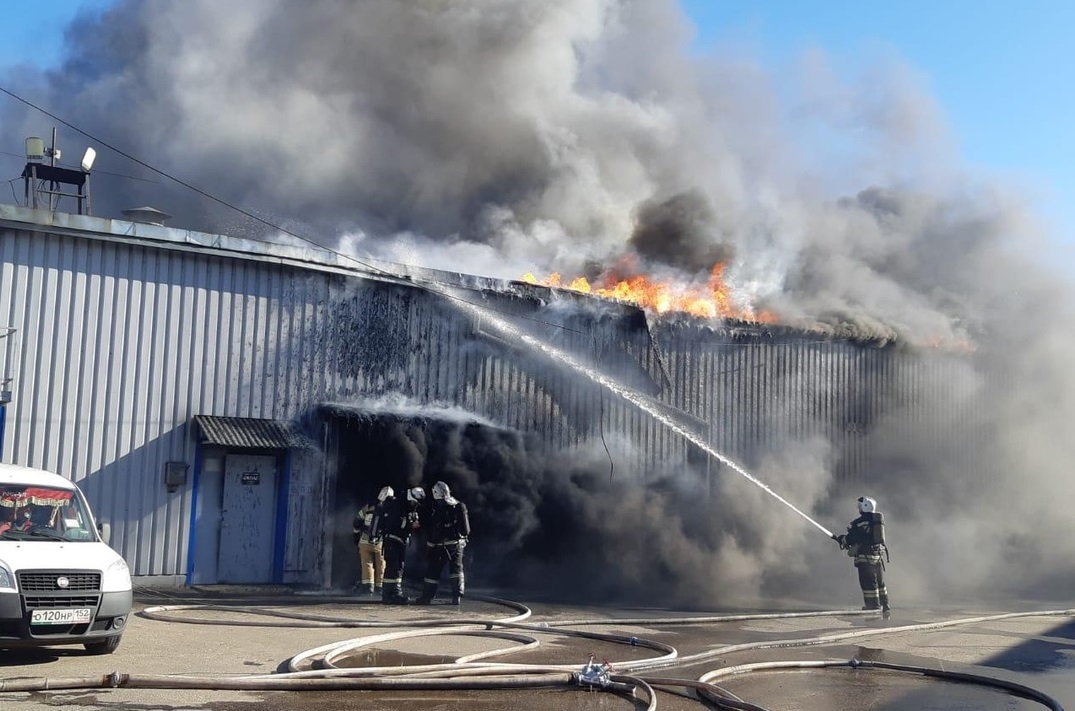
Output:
[416, 481, 470, 606]
[835, 495, 891, 619]
[371, 486, 424, 605]
[351, 487, 391, 595]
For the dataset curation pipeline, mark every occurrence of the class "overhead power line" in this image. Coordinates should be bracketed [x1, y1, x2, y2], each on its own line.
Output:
[0, 83, 603, 337]
[0, 84, 802, 345]
[0, 84, 317, 245]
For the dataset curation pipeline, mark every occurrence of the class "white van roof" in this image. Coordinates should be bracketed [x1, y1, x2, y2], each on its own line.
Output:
[0, 464, 76, 490]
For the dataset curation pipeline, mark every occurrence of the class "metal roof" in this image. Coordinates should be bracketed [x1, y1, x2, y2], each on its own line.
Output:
[193, 416, 316, 450]
[0, 204, 519, 298]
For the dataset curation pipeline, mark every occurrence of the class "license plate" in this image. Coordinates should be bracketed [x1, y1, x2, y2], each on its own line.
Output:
[30, 608, 92, 625]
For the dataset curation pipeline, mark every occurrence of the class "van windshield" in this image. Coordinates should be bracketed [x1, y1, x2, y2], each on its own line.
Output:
[0, 486, 96, 542]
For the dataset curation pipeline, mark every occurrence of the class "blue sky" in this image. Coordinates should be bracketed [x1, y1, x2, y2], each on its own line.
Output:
[681, 0, 1075, 243]
[0, 0, 111, 67]
[1, 1, 1073, 244]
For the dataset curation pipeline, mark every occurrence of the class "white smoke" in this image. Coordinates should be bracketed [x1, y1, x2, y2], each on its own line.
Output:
[2, 0, 1073, 607]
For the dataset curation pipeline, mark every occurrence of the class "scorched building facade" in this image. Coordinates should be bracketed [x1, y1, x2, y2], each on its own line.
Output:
[0, 205, 967, 588]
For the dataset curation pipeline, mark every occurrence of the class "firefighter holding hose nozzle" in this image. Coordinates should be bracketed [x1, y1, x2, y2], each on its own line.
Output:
[834, 495, 891, 619]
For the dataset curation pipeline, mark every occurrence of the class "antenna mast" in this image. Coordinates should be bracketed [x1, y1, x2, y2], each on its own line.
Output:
[21, 128, 94, 215]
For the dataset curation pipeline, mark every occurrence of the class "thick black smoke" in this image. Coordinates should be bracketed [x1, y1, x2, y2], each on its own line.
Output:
[335, 413, 837, 608]
[629, 190, 735, 273]
[0, 0, 1049, 347]
[3, 1, 1074, 607]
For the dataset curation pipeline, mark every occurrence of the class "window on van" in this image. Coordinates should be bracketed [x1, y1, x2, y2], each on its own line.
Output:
[0, 487, 96, 541]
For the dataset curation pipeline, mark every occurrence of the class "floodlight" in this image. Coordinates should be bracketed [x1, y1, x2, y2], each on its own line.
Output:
[81, 147, 97, 172]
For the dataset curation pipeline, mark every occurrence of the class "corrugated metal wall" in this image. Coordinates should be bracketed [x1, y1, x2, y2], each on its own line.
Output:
[0, 227, 339, 579]
[1, 222, 973, 582]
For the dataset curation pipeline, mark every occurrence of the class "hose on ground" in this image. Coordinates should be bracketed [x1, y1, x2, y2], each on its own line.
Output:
[3, 598, 1070, 710]
[0, 671, 575, 691]
[667, 608, 1075, 671]
[238, 602, 1075, 711]
[139, 593, 531, 627]
[698, 658, 1066, 711]
[157, 600, 1075, 709]
[642, 676, 771, 711]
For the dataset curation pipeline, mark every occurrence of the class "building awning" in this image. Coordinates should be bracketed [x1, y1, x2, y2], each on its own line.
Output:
[193, 416, 317, 450]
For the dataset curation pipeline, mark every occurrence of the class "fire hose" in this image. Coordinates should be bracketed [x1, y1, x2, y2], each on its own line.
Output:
[0, 595, 1069, 710]
[698, 659, 1065, 711]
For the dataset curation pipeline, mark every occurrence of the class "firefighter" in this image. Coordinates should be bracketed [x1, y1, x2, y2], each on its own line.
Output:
[835, 495, 891, 619]
[351, 488, 390, 595]
[371, 486, 424, 605]
[416, 481, 470, 606]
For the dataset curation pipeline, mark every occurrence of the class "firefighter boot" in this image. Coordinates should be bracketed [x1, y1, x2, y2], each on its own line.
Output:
[382, 584, 411, 605]
[415, 582, 438, 606]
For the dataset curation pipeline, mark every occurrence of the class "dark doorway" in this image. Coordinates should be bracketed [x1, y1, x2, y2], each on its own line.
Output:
[326, 406, 547, 597]
[329, 414, 436, 590]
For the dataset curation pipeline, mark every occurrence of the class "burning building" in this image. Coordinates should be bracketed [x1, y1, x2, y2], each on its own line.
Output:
[0, 200, 978, 602]
[0, 0, 1070, 612]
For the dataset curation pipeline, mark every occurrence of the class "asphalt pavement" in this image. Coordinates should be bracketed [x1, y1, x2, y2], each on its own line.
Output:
[0, 586, 1070, 711]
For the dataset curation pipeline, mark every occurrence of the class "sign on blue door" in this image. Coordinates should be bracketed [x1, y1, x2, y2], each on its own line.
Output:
[218, 454, 277, 583]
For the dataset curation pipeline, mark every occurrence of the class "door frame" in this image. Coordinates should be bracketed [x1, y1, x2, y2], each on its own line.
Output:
[186, 446, 292, 585]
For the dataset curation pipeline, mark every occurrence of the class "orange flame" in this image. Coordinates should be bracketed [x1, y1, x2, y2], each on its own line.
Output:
[522, 262, 776, 323]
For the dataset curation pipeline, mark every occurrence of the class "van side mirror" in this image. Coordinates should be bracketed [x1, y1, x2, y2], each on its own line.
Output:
[97, 521, 111, 545]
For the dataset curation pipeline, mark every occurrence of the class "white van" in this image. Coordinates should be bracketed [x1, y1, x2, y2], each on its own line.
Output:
[0, 463, 132, 654]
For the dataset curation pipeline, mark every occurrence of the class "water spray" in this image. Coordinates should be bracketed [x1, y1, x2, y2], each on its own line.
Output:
[453, 292, 836, 540]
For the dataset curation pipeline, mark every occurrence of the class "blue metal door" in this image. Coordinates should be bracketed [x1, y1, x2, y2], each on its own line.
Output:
[218, 454, 278, 583]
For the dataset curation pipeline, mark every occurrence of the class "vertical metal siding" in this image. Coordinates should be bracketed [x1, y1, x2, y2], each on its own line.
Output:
[0, 228, 341, 579]
[1, 224, 979, 583]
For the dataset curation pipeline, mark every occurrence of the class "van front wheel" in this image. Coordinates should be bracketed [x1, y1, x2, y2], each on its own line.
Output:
[84, 635, 122, 655]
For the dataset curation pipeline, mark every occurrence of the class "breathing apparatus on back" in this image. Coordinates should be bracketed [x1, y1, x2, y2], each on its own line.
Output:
[833, 495, 889, 561]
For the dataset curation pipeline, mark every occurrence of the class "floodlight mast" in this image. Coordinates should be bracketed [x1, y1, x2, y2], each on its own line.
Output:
[20, 128, 94, 215]
[48, 127, 57, 210]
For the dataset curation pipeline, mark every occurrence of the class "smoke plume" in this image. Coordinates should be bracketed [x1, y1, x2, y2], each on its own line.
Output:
[3, 0, 1074, 608]
[0, 0, 1034, 344]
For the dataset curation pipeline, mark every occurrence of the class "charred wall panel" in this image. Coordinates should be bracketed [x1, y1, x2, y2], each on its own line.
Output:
[328, 279, 977, 488]
[1, 219, 980, 583]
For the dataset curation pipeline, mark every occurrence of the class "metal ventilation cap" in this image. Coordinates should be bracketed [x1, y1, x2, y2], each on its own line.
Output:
[121, 206, 172, 226]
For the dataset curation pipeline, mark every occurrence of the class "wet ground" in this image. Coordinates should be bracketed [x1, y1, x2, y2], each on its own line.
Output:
[0, 587, 1070, 710]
